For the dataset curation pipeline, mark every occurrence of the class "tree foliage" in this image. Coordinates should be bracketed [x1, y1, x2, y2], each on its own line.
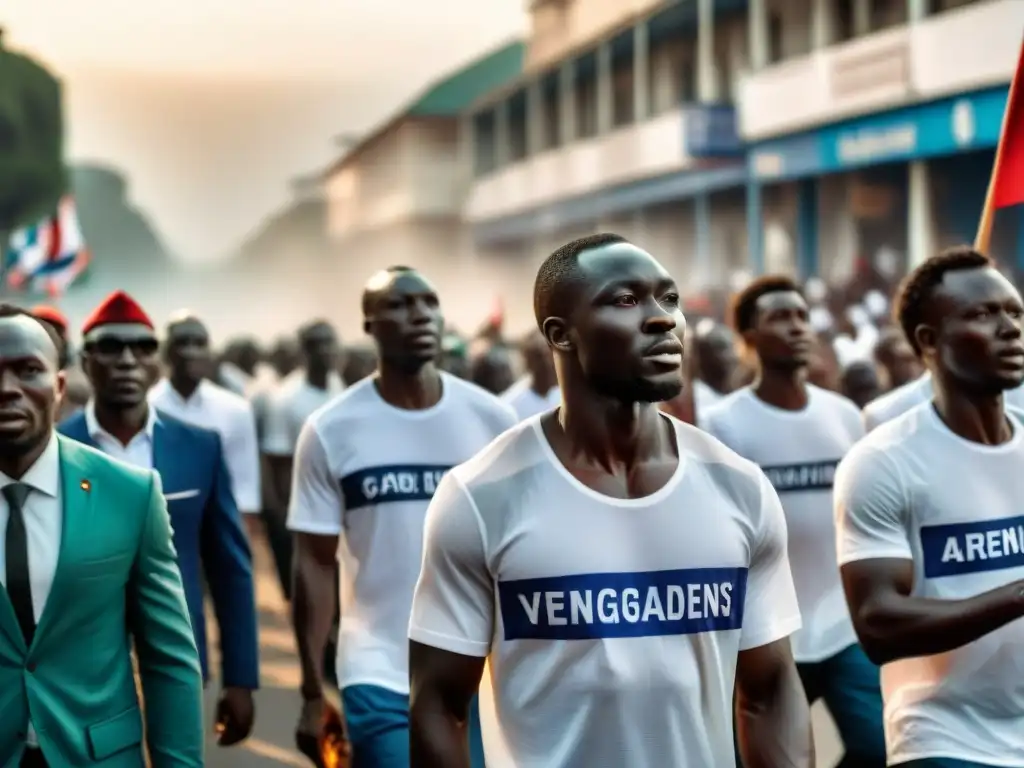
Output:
[0, 35, 66, 234]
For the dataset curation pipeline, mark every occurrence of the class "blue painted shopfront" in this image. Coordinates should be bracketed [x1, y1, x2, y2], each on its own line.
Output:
[746, 86, 1023, 274]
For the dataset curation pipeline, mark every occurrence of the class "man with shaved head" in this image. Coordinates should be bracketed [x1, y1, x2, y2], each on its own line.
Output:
[409, 235, 812, 767]
[149, 311, 262, 539]
[0, 304, 203, 766]
[288, 265, 514, 767]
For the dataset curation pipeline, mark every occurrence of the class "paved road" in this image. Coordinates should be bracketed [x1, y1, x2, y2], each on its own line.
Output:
[205, 545, 843, 767]
[204, 546, 310, 767]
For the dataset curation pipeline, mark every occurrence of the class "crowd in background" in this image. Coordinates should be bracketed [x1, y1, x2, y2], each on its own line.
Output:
[35, 254, 944, 435]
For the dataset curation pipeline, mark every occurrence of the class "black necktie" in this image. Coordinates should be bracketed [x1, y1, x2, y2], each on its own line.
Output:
[4, 483, 34, 646]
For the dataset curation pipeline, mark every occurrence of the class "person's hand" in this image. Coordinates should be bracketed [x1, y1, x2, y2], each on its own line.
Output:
[214, 686, 256, 746]
[296, 698, 350, 767]
[320, 702, 350, 768]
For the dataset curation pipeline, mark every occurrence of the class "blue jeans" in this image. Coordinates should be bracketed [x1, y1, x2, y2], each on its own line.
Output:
[342, 684, 486, 768]
[797, 642, 886, 767]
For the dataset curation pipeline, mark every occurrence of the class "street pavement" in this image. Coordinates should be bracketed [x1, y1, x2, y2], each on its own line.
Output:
[205, 543, 843, 767]
[204, 544, 310, 767]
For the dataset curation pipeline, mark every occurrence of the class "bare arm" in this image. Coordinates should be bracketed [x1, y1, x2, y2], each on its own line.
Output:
[735, 639, 813, 768]
[292, 532, 339, 700]
[409, 642, 486, 768]
[836, 444, 1024, 665]
[842, 558, 1024, 665]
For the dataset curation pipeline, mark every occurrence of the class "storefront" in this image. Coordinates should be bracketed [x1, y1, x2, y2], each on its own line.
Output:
[746, 85, 1023, 282]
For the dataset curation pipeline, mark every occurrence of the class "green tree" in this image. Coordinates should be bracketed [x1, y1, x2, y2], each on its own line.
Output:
[0, 28, 67, 240]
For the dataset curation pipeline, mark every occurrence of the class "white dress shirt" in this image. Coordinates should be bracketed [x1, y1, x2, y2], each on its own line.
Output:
[85, 401, 156, 470]
[0, 433, 62, 746]
[149, 379, 261, 513]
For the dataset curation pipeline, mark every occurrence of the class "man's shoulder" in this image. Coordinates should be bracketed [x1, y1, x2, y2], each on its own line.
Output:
[201, 379, 254, 416]
[700, 386, 749, 425]
[863, 376, 930, 422]
[444, 373, 518, 425]
[810, 384, 862, 421]
[450, 417, 540, 493]
[155, 410, 221, 450]
[306, 376, 378, 431]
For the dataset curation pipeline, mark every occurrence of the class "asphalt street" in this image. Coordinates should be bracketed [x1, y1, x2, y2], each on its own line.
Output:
[204, 543, 843, 767]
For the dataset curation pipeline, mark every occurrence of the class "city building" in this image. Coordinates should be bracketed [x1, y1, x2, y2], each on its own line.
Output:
[463, 0, 750, 329]
[323, 41, 525, 334]
[463, 0, 1023, 328]
[743, 0, 1022, 281]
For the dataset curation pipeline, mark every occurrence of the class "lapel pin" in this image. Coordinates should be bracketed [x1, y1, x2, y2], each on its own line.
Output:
[80, 479, 91, 492]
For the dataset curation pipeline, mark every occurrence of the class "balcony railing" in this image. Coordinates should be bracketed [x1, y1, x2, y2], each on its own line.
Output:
[465, 104, 740, 222]
[737, 0, 1023, 141]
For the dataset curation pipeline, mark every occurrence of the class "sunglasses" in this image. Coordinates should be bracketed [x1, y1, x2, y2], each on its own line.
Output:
[86, 337, 160, 359]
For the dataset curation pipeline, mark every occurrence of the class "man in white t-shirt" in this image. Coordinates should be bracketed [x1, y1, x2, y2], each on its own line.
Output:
[288, 266, 516, 768]
[703, 275, 886, 766]
[150, 314, 262, 535]
[502, 331, 560, 420]
[409, 234, 812, 768]
[836, 247, 1024, 768]
[691, 319, 739, 422]
[262, 320, 344, 602]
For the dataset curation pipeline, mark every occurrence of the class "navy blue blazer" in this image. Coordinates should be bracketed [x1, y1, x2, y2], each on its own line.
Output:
[59, 408, 260, 690]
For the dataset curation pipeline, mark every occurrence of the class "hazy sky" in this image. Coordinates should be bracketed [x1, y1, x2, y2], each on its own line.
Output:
[4, 1, 526, 262]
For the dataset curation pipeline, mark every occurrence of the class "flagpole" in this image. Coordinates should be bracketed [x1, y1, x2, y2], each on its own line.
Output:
[976, 40, 1024, 254]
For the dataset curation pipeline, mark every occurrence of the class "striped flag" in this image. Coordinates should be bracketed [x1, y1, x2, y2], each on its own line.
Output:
[4, 195, 91, 297]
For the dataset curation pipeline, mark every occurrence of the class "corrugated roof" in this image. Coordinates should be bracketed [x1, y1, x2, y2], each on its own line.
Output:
[406, 40, 526, 116]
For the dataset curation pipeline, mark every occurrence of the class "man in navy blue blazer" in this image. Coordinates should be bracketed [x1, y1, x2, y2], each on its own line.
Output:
[59, 290, 259, 746]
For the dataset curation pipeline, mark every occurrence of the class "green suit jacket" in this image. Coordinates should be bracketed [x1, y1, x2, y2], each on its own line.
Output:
[0, 435, 203, 767]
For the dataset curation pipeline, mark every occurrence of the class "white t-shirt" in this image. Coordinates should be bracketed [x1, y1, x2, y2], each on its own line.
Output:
[409, 414, 801, 768]
[863, 372, 1024, 432]
[703, 386, 862, 663]
[501, 377, 560, 421]
[836, 403, 1024, 765]
[692, 379, 725, 424]
[261, 370, 344, 456]
[149, 379, 262, 513]
[287, 372, 517, 694]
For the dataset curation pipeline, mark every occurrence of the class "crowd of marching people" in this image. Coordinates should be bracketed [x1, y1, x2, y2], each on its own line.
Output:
[3, 236, 1024, 768]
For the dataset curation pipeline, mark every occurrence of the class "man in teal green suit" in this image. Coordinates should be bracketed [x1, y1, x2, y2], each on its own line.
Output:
[0, 304, 203, 767]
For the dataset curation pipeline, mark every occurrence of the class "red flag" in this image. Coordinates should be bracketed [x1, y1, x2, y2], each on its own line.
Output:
[992, 41, 1024, 208]
[977, 38, 1024, 252]
[487, 295, 504, 329]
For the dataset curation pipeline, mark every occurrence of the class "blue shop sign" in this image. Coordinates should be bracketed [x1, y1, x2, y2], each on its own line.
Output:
[749, 86, 1009, 181]
[685, 105, 743, 158]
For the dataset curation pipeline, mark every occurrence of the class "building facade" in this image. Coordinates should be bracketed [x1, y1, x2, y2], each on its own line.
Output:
[323, 41, 524, 335]
[463, 0, 1023, 329]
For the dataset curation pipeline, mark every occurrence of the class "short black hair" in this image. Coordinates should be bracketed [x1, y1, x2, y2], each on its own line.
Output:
[533, 233, 627, 329]
[894, 245, 993, 356]
[729, 274, 803, 334]
[0, 303, 64, 365]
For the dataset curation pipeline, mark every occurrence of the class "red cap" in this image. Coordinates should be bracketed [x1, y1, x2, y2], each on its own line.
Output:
[30, 305, 69, 334]
[81, 290, 154, 337]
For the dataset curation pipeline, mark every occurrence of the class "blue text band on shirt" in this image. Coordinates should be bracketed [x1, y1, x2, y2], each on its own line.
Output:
[920, 514, 1024, 578]
[497, 567, 748, 641]
[760, 460, 839, 493]
[339, 464, 453, 510]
